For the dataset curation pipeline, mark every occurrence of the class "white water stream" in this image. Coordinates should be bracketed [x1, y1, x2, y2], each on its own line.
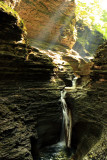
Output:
[60, 75, 78, 148]
[72, 76, 78, 88]
[60, 88, 72, 148]
[40, 76, 77, 159]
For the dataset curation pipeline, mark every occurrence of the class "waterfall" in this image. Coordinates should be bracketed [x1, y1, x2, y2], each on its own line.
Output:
[72, 76, 78, 88]
[60, 88, 72, 148]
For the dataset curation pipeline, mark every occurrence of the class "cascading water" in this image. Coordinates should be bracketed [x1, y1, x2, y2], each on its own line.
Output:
[40, 74, 77, 159]
[60, 88, 72, 148]
[72, 76, 78, 88]
[40, 88, 73, 160]
[60, 74, 78, 148]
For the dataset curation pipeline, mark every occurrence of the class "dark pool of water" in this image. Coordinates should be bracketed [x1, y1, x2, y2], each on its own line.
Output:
[40, 142, 74, 160]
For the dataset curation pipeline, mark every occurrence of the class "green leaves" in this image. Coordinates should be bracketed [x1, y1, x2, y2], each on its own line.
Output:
[101, 10, 107, 22]
[75, 0, 107, 39]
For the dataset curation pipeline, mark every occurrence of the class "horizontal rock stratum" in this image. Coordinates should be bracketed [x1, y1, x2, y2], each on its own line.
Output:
[15, 0, 76, 48]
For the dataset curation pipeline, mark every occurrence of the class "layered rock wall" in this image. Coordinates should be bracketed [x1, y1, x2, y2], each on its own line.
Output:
[15, 0, 76, 48]
[0, 1, 106, 160]
[0, 4, 62, 159]
[66, 42, 107, 160]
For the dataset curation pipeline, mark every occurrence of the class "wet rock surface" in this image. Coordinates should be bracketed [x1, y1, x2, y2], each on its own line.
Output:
[40, 142, 72, 160]
[0, 5, 62, 159]
[66, 88, 107, 160]
[65, 42, 107, 160]
[0, 79, 62, 160]
[0, 1, 107, 160]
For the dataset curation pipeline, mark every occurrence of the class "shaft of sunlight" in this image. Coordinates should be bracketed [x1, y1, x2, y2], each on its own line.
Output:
[48, 12, 75, 48]
[31, 0, 73, 46]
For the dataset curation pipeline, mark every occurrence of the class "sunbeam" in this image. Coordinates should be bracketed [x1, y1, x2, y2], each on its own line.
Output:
[47, 11, 76, 49]
[31, 0, 75, 48]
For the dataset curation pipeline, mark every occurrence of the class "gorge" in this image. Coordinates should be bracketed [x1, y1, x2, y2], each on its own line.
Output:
[0, 0, 107, 160]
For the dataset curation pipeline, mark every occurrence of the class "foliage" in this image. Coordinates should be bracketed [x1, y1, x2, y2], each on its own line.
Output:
[75, 0, 107, 39]
[0, 1, 19, 18]
[101, 10, 107, 22]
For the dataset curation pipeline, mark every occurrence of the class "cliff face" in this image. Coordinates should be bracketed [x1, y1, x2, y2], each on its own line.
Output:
[0, 78, 61, 160]
[0, 3, 62, 160]
[0, 1, 106, 160]
[15, 0, 76, 48]
[66, 42, 107, 160]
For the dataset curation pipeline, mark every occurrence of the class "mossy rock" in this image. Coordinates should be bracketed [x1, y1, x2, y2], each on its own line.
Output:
[0, 1, 26, 34]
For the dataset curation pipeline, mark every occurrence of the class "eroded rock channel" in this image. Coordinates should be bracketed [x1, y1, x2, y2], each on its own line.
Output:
[0, 1, 107, 160]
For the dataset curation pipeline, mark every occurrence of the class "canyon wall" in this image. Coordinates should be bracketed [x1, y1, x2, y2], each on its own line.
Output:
[0, 3, 62, 159]
[15, 0, 76, 48]
[0, 1, 106, 160]
[66, 42, 107, 160]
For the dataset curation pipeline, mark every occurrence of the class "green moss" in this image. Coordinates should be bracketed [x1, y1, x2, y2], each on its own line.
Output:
[0, 1, 17, 17]
[19, 19, 26, 32]
[0, 1, 26, 32]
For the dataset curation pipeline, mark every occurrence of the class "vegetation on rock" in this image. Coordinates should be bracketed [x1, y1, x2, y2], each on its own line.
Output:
[75, 0, 107, 39]
[0, 1, 26, 34]
[73, 20, 104, 57]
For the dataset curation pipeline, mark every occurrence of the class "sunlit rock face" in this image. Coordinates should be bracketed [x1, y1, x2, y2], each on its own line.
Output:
[31, 46, 93, 87]
[15, 0, 76, 48]
[65, 42, 107, 160]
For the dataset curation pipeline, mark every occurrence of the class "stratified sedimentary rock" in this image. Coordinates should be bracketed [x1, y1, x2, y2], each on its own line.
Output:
[65, 42, 107, 160]
[15, 0, 76, 48]
[0, 3, 62, 159]
[0, 1, 106, 160]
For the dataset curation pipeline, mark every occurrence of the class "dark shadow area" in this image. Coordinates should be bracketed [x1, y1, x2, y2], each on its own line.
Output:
[30, 136, 40, 160]
[71, 121, 103, 160]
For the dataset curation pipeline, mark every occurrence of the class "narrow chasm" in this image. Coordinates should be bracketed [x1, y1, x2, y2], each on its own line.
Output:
[0, 1, 107, 160]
